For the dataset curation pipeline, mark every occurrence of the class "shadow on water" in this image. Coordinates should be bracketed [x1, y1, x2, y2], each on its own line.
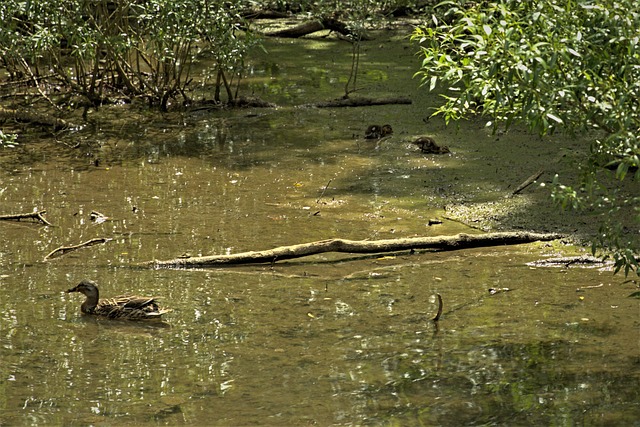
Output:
[377, 339, 640, 426]
[67, 312, 172, 330]
[0, 31, 638, 426]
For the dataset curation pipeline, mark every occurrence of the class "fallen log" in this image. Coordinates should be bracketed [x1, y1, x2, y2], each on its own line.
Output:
[266, 17, 365, 39]
[0, 210, 52, 226]
[308, 96, 412, 108]
[142, 231, 562, 269]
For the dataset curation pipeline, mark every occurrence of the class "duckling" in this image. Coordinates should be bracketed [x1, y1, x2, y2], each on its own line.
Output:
[365, 124, 393, 139]
[365, 124, 382, 139]
[67, 279, 169, 320]
[412, 136, 450, 154]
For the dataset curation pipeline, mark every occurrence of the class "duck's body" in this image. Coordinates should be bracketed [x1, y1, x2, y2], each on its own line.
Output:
[412, 136, 450, 154]
[67, 280, 169, 320]
[365, 124, 393, 139]
[380, 124, 393, 137]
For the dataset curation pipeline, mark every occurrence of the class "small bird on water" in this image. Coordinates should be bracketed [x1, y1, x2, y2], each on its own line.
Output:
[67, 279, 170, 320]
[412, 136, 450, 154]
[364, 124, 393, 139]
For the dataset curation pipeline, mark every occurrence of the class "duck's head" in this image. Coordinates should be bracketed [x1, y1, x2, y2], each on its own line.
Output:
[67, 279, 99, 297]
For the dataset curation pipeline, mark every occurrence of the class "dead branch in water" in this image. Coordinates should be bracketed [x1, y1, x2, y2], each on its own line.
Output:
[44, 237, 112, 261]
[307, 96, 412, 108]
[0, 210, 53, 226]
[265, 17, 367, 40]
[142, 231, 562, 269]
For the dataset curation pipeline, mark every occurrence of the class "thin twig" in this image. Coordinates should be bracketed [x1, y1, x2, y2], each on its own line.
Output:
[316, 179, 333, 203]
[18, 57, 61, 110]
[0, 210, 52, 226]
[509, 169, 545, 196]
[432, 293, 443, 322]
[44, 237, 112, 261]
[576, 283, 604, 292]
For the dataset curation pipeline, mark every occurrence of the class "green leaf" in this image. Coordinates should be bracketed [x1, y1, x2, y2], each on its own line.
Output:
[566, 47, 581, 57]
[546, 113, 563, 124]
[616, 161, 629, 180]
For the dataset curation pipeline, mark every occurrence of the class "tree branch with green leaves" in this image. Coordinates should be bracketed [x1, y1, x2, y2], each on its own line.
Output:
[412, 0, 639, 275]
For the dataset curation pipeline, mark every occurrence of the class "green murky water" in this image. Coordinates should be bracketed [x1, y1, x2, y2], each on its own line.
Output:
[1, 30, 638, 426]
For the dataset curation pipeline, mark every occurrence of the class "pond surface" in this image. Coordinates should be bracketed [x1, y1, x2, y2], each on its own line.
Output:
[1, 30, 639, 426]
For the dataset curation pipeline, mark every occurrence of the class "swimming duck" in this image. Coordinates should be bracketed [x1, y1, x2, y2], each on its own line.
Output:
[67, 279, 169, 320]
[412, 136, 450, 154]
[364, 124, 393, 139]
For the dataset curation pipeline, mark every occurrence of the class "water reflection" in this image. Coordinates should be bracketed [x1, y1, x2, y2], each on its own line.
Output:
[1, 36, 638, 426]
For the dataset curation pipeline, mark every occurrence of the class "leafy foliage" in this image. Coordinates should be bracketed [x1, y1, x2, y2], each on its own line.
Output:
[412, 0, 639, 275]
[0, 0, 256, 110]
[0, 130, 18, 148]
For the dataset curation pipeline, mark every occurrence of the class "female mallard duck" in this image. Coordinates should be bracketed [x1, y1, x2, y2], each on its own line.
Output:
[365, 124, 393, 139]
[67, 279, 169, 320]
[412, 136, 450, 154]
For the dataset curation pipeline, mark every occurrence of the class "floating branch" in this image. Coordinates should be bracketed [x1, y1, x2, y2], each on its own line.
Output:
[0, 210, 52, 226]
[44, 237, 112, 261]
[142, 231, 562, 269]
[308, 96, 412, 108]
[265, 18, 368, 40]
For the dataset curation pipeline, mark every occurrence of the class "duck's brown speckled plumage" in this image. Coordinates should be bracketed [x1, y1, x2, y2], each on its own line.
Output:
[67, 279, 169, 320]
[412, 136, 450, 154]
[364, 124, 393, 139]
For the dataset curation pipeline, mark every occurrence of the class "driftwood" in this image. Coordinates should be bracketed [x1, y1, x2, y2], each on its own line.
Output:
[267, 18, 365, 39]
[143, 231, 562, 269]
[44, 237, 112, 261]
[309, 96, 412, 108]
[0, 210, 52, 226]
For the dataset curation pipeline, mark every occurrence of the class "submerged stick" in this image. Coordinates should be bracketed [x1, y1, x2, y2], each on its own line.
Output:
[432, 293, 443, 322]
[44, 237, 112, 261]
[0, 210, 52, 226]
